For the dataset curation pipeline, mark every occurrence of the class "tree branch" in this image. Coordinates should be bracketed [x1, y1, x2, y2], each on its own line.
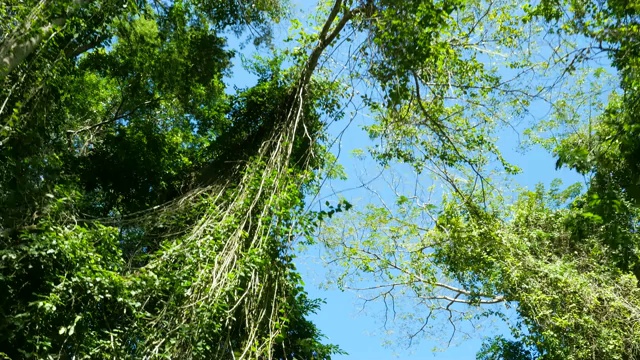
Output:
[64, 33, 110, 59]
[0, 18, 65, 79]
[0, 0, 93, 79]
[300, 1, 361, 91]
[422, 294, 505, 304]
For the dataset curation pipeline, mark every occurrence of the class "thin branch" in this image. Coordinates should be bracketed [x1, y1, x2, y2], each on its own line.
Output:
[422, 294, 505, 305]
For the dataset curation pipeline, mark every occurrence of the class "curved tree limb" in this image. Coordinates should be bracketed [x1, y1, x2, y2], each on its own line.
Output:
[0, 0, 92, 80]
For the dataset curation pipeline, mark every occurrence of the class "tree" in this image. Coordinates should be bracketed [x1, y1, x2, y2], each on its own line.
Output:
[4, 0, 639, 358]
[0, 0, 345, 358]
[316, 0, 640, 359]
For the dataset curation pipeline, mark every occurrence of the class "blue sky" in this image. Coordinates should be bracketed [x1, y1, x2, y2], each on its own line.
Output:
[291, 97, 584, 359]
[225, 0, 612, 357]
[295, 128, 583, 360]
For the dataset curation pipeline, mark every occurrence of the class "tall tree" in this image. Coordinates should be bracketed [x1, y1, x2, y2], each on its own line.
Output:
[0, 0, 346, 358]
[6, 0, 639, 358]
[317, 0, 640, 359]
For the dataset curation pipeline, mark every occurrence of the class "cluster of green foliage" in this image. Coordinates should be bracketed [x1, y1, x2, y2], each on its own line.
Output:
[475, 0, 640, 357]
[4, 0, 640, 358]
[317, 0, 640, 359]
[0, 0, 344, 359]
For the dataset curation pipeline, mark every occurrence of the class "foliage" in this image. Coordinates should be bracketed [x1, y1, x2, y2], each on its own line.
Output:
[476, 336, 539, 360]
[0, 0, 344, 359]
[317, 0, 640, 359]
[5, 0, 640, 359]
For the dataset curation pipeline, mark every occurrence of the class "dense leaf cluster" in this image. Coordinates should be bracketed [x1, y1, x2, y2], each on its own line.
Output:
[318, 0, 640, 359]
[0, 0, 342, 359]
[4, 0, 640, 359]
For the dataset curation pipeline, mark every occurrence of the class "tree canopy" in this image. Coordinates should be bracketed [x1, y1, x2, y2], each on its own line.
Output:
[1, 0, 640, 359]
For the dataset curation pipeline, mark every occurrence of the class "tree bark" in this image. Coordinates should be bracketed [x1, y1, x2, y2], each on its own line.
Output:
[0, 18, 65, 79]
[0, 0, 92, 79]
